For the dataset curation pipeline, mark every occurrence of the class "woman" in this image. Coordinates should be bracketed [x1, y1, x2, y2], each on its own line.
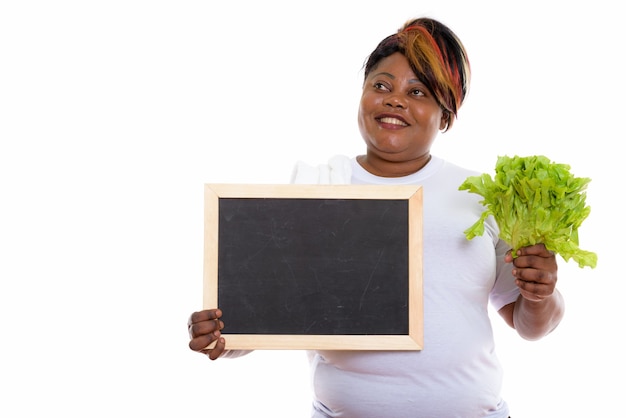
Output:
[188, 17, 564, 417]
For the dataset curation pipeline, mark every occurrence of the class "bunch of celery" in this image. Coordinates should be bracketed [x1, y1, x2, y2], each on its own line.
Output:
[459, 155, 597, 268]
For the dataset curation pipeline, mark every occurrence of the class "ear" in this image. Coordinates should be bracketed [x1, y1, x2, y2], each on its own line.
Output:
[439, 110, 450, 131]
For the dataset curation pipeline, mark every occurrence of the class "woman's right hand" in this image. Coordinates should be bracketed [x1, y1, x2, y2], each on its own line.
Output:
[188, 308, 226, 360]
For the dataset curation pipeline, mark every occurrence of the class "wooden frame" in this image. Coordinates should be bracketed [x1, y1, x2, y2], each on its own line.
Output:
[204, 184, 423, 350]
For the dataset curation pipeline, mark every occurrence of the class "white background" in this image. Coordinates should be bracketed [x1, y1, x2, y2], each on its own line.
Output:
[1, 1, 622, 417]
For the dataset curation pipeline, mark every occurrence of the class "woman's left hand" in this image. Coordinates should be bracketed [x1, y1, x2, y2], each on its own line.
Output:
[505, 243, 558, 302]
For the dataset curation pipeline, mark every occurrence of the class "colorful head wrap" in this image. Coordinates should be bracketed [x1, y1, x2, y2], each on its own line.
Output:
[363, 18, 471, 130]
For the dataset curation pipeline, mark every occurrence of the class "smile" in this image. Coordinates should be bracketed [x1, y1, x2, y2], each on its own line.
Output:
[378, 117, 408, 126]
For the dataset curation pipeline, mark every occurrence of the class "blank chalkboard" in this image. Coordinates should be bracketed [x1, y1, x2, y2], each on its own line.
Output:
[204, 184, 423, 350]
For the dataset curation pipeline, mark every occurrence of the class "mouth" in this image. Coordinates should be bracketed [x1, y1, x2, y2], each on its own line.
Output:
[376, 116, 409, 127]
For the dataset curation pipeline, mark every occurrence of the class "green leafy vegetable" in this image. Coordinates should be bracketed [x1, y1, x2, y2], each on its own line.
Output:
[459, 155, 597, 268]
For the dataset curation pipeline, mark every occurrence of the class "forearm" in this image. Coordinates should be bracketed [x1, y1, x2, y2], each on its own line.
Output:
[513, 289, 564, 341]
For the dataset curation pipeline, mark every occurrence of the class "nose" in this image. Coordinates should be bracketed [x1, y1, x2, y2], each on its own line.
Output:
[384, 93, 407, 109]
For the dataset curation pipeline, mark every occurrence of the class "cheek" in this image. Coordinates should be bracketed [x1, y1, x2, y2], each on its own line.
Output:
[357, 105, 369, 140]
[359, 90, 381, 113]
[357, 94, 376, 136]
[414, 106, 444, 131]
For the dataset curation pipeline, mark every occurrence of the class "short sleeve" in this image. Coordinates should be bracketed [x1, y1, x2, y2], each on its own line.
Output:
[489, 238, 520, 311]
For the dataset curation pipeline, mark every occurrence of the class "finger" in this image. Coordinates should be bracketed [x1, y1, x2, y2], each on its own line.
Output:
[516, 278, 541, 294]
[188, 309, 222, 327]
[513, 252, 557, 273]
[515, 280, 550, 302]
[513, 249, 557, 278]
[188, 318, 223, 340]
[512, 265, 556, 285]
[207, 337, 226, 360]
[516, 243, 553, 258]
[515, 268, 556, 298]
[504, 248, 514, 263]
[189, 329, 221, 352]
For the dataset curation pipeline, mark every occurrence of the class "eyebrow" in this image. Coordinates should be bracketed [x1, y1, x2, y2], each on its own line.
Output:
[372, 71, 421, 84]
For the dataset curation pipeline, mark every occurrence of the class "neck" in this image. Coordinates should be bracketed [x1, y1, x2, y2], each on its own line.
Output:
[357, 153, 432, 177]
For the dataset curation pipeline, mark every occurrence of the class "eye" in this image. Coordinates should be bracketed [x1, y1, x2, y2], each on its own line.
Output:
[410, 88, 426, 97]
[373, 82, 390, 92]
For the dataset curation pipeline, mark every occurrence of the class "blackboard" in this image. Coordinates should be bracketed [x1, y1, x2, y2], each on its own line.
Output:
[204, 184, 423, 350]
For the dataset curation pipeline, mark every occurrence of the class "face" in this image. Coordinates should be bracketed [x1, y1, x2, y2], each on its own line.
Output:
[358, 52, 447, 169]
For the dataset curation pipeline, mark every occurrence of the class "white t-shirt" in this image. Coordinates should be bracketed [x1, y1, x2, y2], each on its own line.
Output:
[293, 155, 518, 418]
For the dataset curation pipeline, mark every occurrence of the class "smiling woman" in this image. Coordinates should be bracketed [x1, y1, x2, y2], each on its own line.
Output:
[356, 53, 447, 176]
[188, 16, 565, 418]
[363, 18, 470, 129]
[356, 18, 470, 177]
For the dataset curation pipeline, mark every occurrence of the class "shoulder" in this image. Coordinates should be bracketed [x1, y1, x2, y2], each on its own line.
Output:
[438, 158, 481, 180]
[425, 157, 481, 192]
[291, 155, 351, 184]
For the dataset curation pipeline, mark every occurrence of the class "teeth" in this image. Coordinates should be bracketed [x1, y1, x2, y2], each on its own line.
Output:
[379, 117, 407, 126]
